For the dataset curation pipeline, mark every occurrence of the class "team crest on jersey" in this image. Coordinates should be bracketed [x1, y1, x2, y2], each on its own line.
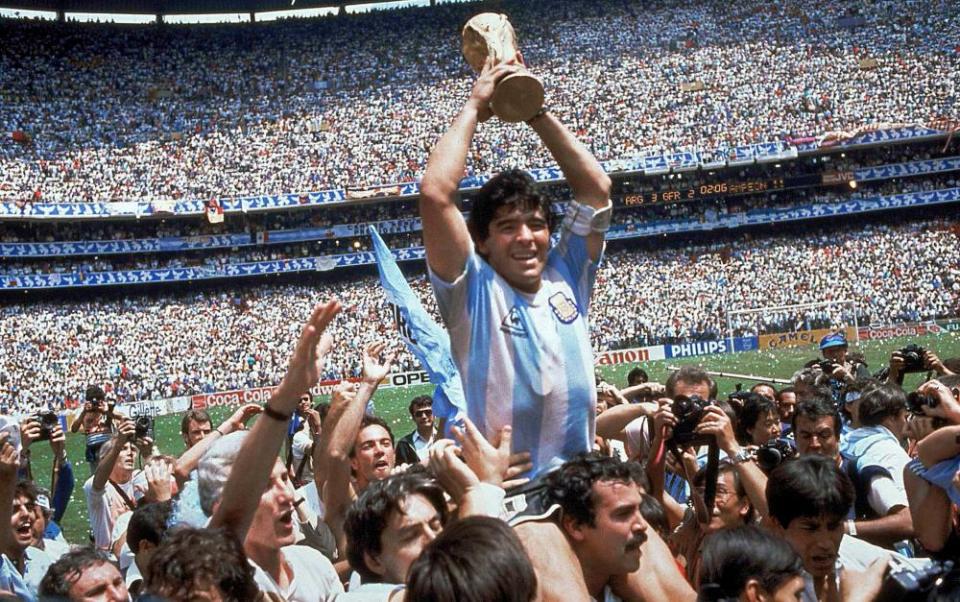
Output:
[500, 306, 528, 337]
[549, 292, 579, 324]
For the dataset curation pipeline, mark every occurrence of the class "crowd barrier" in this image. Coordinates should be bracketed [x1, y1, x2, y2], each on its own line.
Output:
[4, 185, 960, 290]
[0, 126, 949, 220]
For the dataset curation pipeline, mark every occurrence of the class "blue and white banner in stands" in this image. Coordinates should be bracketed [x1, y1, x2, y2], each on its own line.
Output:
[855, 156, 960, 182]
[3, 187, 960, 290]
[0, 126, 952, 220]
[664, 337, 758, 358]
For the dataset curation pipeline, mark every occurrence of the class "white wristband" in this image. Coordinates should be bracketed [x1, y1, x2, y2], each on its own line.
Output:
[562, 199, 613, 235]
[846, 519, 857, 537]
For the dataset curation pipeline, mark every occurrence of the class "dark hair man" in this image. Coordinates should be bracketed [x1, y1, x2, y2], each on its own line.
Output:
[839, 385, 914, 548]
[38, 547, 127, 602]
[343, 470, 448, 597]
[144, 527, 260, 601]
[766, 455, 907, 602]
[792, 396, 843, 463]
[750, 383, 777, 403]
[0, 440, 54, 601]
[71, 385, 117, 471]
[395, 395, 435, 466]
[777, 386, 798, 435]
[546, 453, 694, 602]
[180, 409, 213, 448]
[125, 500, 173, 596]
[405, 516, 537, 602]
[627, 367, 649, 387]
[698, 525, 804, 601]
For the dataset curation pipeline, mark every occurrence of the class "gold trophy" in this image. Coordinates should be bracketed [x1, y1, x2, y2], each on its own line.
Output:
[462, 13, 544, 123]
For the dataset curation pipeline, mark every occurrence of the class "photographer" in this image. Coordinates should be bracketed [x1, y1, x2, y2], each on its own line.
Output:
[839, 385, 915, 548]
[817, 333, 870, 387]
[71, 385, 119, 472]
[905, 377, 960, 556]
[17, 415, 73, 538]
[83, 418, 152, 552]
[886, 346, 954, 387]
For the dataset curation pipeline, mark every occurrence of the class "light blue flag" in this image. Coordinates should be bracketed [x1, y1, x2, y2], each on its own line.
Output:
[368, 226, 465, 427]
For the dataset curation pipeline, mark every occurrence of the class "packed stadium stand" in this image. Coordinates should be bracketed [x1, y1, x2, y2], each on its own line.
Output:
[1, 0, 958, 410]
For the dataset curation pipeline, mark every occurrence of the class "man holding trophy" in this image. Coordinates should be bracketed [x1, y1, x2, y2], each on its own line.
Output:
[419, 13, 693, 602]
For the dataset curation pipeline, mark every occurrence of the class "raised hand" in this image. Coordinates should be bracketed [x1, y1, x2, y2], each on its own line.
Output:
[222, 403, 263, 434]
[361, 341, 395, 385]
[275, 300, 341, 405]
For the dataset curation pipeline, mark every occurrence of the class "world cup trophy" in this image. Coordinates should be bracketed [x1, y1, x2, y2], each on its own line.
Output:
[461, 13, 544, 123]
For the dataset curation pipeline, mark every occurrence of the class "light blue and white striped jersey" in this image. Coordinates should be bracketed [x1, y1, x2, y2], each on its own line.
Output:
[429, 230, 599, 478]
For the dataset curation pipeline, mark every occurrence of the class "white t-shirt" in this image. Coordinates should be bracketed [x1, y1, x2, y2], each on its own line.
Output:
[83, 473, 144, 550]
[251, 544, 343, 602]
[291, 429, 315, 483]
[330, 582, 405, 602]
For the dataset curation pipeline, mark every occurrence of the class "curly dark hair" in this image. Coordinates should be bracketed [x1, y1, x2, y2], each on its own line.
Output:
[467, 169, 554, 245]
[406, 516, 537, 602]
[545, 452, 646, 528]
[39, 546, 117, 597]
[345, 470, 448, 583]
[144, 527, 258, 601]
[698, 525, 803, 600]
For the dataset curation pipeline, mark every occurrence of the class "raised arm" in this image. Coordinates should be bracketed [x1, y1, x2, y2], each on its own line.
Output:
[528, 110, 612, 261]
[0, 436, 19, 561]
[596, 401, 658, 442]
[91, 420, 135, 492]
[173, 403, 262, 483]
[319, 342, 392, 554]
[210, 300, 339, 539]
[419, 60, 520, 282]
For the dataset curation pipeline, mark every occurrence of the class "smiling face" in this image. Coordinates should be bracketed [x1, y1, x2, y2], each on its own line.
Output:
[352, 424, 396, 489]
[567, 480, 648, 580]
[775, 513, 844, 578]
[476, 205, 551, 294]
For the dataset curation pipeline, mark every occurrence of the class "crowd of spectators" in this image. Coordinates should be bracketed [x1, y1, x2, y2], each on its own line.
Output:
[2, 0, 957, 204]
[2, 215, 957, 412]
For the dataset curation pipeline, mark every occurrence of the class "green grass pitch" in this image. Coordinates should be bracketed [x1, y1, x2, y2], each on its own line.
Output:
[28, 331, 960, 544]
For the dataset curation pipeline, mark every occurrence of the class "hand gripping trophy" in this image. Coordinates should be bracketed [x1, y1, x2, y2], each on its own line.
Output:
[461, 13, 545, 123]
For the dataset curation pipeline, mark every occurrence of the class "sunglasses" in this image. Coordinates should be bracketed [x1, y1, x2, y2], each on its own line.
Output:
[413, 409, 433, 418]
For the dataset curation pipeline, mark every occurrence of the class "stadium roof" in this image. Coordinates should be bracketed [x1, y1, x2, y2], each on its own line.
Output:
[1, 0, 453, 16]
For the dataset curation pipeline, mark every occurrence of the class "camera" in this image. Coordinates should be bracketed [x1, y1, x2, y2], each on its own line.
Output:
[898, 344, 927, 374]
[755, 438, 797, 473]
[876, 559, 954, 602]
[905, 391, 939, 415]
[817, 360, 837, 374]
[670, 395, 713, 446]
[33, 412, 60, 442]
[134, 416, 154, 439]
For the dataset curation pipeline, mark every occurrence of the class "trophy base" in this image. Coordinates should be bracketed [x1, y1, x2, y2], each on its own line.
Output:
[491, 72, 545, 123]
